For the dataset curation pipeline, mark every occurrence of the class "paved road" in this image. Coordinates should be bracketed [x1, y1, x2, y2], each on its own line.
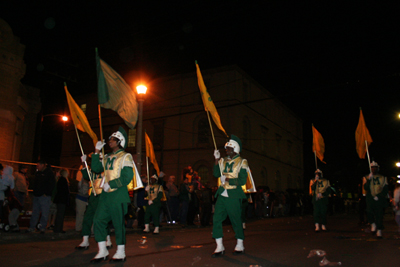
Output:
[0, 213, 399, 266]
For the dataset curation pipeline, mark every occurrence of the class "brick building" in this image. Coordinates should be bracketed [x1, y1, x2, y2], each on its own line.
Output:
[0, 18, 41, 163]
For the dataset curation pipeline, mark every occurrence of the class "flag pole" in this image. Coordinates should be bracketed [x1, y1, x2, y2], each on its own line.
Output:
[206, 111, 217, 150]
[146, 155, 150, 180]
[206, 111, 225, 178]
[95, 48, 106, 166]
[314, 151, 318, 170]
[365, 140, 372, 173]
[73, 123, 97, 196]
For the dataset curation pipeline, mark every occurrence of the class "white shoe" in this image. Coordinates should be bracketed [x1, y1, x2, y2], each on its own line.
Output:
[377, 230, 382, 238]
[242, 223, 246, 230]
[153, 226, 159, 234]
[143, 224, 150, 233]
[371, 223, 377, 232]
[212, 238, 225, 257]
[233, 239, 245, 255]
[110, 245, 126, 262]
[321, 225, 327, 231]
[90, 241, 109, 263]
[76, 235, 89, 250]
[315, 223, 320, 232]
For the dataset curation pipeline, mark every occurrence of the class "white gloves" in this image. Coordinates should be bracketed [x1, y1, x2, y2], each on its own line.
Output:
[368, 173, 373, 180]
[95, 140, 106, 150]
[214, 150, 221, 159]
[148, 200, 153, 205]
[81, 154, 87, 162]
[103, 182, 110, 192]
[315, 175, 319, 180]
[374, 196, 378, 201]
[145, 185, 150, 191]
[220, 175, 226, 184]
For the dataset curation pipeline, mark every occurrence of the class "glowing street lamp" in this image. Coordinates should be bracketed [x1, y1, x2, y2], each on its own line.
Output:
[135, 85, 147, 175]
[396, 162, 400, 168]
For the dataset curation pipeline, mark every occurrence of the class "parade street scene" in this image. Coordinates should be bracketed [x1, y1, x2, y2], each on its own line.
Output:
[1, 213, 400, 266]
[1, 2, 400, 267]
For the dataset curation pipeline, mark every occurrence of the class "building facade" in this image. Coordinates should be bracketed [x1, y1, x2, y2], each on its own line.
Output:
[0, 18, 41, 163]
[60, 65, 303, 191]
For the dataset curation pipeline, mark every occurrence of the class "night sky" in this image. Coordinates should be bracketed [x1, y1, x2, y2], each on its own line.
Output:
[1, 2, 400, 191]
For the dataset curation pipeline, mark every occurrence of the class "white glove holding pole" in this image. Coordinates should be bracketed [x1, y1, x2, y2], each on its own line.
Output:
[103, 182, 111, 192]
[148, 200, 153, 205]
[214, 150, 220, 160]
[374, 196, 378, 201]
[220, 175, 226, 184]
[95, 140, 106, 150]
[145, 185, 150, 191]
[368, 173, 373, 180]
[315, 175, 319, 180]
[81, 154, 87, 163]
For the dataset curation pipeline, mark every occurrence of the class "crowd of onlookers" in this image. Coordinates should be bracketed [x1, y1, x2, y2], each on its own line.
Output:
[1, 161, 399, 234]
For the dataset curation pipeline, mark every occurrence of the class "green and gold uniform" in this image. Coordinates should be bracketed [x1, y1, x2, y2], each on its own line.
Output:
[144, 184, 163, 227]
[213, 155, 247, 240]
[311, 178, 332, 225]
[364, 174, 388, 230]
[91, 149, 134, 245]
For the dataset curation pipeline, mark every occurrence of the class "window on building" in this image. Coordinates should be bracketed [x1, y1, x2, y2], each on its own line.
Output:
[275, 170, 281, 191]
[261, 126, 269, 154]
[152, 120, 165, 150]
[198, 118, 209, 144]
[243, 116, 251, 147]
[80, 103, 87, 114]
[261, 167, 268, 186]
[197, 165, 209, 183]
[127, 129, 136, 148]
[275, 134, 282, 159]
[287, 174, 293, 189]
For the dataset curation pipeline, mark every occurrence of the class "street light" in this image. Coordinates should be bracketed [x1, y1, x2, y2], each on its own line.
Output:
[396, 162, 400, 168]
[135, 85, 147, 175]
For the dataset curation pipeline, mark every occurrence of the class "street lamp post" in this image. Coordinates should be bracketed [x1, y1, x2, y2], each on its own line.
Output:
[135, 85, 147, 175]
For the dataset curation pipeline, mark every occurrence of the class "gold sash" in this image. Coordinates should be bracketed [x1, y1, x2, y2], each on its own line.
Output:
[218, 156, 248, 189]
[103, 151, 134, 193]
[370, 174, 387, 197]
[315, 179, 330, 194]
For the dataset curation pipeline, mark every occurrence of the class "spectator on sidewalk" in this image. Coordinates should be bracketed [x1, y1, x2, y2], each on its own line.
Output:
[166, 175, 179, 224]
[13, 165, 29, 207]
[26, 159, 55, 234]
[75, 165, 89, 232]
[53, 169, 70, 234]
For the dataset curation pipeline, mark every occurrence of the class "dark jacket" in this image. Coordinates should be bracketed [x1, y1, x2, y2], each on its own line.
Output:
[32, 167, 56, 197]
[53, 177, 70, 205]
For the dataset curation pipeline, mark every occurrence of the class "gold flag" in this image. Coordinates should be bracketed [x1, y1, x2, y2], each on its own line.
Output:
[355, 109, 373, 159]
[64, 85, 98, 146]
[195, 62, 229, 137]
[312, 125, 326, 163]
[145, 132, 160, 176]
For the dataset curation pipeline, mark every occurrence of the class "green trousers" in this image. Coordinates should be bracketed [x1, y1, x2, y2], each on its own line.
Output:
[313, 199, 328, 225]
[144, 203, 161, 226]
[366, 200, 385, 230]
[93, 195, 127, 245]
[212, 196, 244, 240]
[81, 194, 99, 236]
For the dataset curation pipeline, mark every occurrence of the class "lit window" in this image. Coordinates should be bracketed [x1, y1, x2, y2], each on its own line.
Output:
[128, 129, 136, 148]
[80, 103, 87, 114]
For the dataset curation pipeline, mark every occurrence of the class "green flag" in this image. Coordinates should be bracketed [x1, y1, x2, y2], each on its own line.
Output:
[96, 49, 138, 129]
